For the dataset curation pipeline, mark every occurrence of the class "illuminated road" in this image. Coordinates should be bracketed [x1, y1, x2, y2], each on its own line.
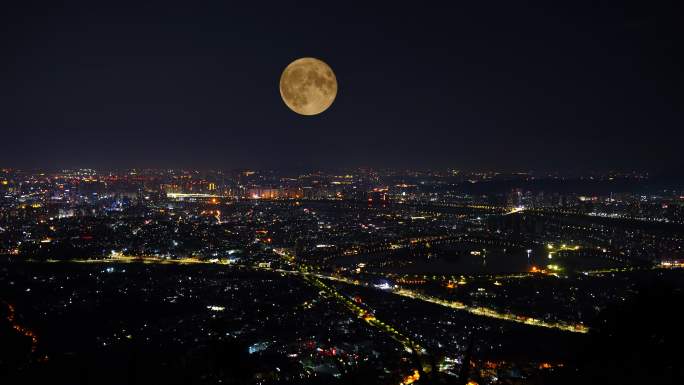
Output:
[390, 288, 588, 333]
[277, 249, 589, 333]
[305, 275, 427, 355]
[274, 250, 430, 380]
[305, 275, 429, 383]
[40, 255, 594, 333]
[296, 271, 590, 334]
[504, 206, 525, 215]
[2, 301, 40, 354]
[311, 233, 528, 262]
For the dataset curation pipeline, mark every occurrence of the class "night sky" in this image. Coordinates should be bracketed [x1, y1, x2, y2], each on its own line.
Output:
[1, 1, 682, 172]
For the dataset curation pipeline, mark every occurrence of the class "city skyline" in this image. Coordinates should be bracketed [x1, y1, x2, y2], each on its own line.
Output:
[2, 2, 683, 385]
[2, 166, 683, 384]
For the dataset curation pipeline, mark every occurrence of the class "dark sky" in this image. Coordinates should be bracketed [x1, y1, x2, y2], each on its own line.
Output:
[1, 1, 682, 172]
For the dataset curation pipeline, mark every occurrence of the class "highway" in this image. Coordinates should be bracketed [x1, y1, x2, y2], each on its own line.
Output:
[304, 275, 429, 369]
[39, 254, 594, 333]
[289, 270, 590, 334]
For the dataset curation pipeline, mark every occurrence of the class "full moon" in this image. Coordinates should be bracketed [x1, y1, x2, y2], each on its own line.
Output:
[279, 57, 337, 115]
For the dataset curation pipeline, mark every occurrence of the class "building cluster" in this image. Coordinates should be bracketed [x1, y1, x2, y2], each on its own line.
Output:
[1, 167, 683, 384]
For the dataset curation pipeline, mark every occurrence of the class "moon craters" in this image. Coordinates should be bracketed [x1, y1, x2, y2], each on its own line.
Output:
[280, 58, 337, 115]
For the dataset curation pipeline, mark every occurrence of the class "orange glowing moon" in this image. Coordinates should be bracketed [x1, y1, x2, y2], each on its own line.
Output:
[279, 57, 337, 115]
